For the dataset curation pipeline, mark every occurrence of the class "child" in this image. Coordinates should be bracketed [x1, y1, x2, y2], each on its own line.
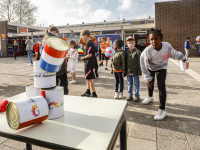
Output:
[33, 41, 39, 60]
[125, 36, 142, 102]
[12, 40, 18, 60]
[99, 37, 110, 70]
[184, 37, 191, 60]
[80, 29, 98, 98]
[67, 40, 78, 84]
[111, 39, 125, 99]
[140, 29, 186, 120]
[107, 37, 112, 47]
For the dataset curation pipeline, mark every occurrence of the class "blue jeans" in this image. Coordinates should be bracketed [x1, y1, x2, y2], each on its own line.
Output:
[127, 75, 140, 97]
[27, 50, 33, 64]
[114, 72, 124, 92]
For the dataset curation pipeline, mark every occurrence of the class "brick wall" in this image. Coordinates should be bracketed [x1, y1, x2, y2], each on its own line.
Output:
[155, 0, 200, 56]
[0, 21, 8, 57]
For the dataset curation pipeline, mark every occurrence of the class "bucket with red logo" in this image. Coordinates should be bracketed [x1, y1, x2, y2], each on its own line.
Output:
[6, 96, 49, 130]
[41, 86, 64, 120]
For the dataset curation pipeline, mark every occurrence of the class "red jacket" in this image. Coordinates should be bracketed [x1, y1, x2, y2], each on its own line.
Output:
[33, 43, 39, 52]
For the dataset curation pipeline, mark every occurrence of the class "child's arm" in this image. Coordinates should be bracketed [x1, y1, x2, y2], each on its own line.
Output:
[137, 51, 142, 75]
[90, 36, 96, 43]
[169, 44, 185, 61]
[79, 37, 86, 46]
[140, 52, 153, 81]
[121, 52, 126, 77]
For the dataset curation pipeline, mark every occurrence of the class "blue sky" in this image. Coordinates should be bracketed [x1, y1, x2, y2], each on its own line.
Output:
[32, 0, 179, 27]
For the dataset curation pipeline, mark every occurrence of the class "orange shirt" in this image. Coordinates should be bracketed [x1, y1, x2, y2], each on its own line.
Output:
[100, 42, 110, 54]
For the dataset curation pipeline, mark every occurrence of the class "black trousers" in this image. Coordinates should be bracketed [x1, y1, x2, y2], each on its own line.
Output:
[56, 73, 68, 95]
[94, 57, 98, 76]
[148, 69, 167, 110]
[98, 48, 101, 62]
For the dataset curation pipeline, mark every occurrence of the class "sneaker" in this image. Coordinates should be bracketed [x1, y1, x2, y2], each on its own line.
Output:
[119, 92, 123, 99]
[114, 92, 119, 99]
[69, 80, 76, 84]
[81, 91, 91, 97]
[142, 97, 154, 104]
[90, 94, 98, 98]
[154, 109, 167, 120]
[27, 63, 33, 66]
[105, 67, 108, 70]
[134, 96, 140, 102]
[127, 95, 133, 101]
[96, 74, 99, 78]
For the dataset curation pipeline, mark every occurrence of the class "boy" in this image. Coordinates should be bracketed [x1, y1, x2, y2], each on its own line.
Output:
[98, 37, 110, 70]
[125, 36, 142, 102]
[80, 29, 98, 98]
[184, 37, 191, 60]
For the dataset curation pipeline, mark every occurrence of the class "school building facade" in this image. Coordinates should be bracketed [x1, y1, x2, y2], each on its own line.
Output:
[0, 0, 200, 57]
[155, 0, 200, 56]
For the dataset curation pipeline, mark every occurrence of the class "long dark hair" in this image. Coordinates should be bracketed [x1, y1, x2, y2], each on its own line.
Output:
[69, 40, 77, 49]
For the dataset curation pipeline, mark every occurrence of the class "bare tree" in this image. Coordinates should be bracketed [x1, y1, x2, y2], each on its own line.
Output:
[0, 0, 38, 25]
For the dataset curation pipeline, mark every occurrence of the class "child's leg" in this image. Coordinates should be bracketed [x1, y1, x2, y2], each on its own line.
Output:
[148, 70, 156, 97]
[118, 72, 124, 92]
[35, 54, 38, 60]
[133, 76, 140, 97]
[105, 59, 108, 67]
[114, 72, 119, 92]
[127, 75, 133, 96]
[98, 59, 103, 66]
[86, 79, 91, 90]
[72, 73, 76, 80]
[156, 69, 167, 110]
[89, 79, 95, 92]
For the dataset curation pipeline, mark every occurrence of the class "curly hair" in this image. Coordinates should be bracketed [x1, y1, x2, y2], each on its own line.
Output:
[114, 39, 124, 48]
[148, 28, 163, 39]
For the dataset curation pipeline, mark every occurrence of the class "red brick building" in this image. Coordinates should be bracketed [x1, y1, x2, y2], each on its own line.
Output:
[155, 0, 200, 56]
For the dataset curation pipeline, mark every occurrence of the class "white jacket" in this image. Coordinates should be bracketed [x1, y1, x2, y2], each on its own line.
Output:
[67, 48, 78, 68]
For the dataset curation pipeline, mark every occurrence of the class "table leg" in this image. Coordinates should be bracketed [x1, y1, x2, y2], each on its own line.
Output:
[26, 143, 32, 150]
[120, 117, 127, 150]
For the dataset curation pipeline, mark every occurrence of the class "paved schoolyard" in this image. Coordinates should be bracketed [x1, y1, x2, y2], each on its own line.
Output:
[0, 56, 200, 150]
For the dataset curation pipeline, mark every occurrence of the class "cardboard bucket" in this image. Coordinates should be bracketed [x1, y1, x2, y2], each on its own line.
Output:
[41, 86, 64, 120]
[26, 85, 41, 98]
[180, 60, 189, 71]
[34, 61, 56, 88]
[39, 36, 69, 73]
[6, 96, 49, 130]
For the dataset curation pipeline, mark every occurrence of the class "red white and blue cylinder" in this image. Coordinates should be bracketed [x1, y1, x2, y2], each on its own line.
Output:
[39, 37, 69, 73]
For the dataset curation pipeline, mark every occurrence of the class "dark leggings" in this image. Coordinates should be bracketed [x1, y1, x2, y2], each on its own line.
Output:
[56, 73, 68, 95]
[148, 69, 166, 110]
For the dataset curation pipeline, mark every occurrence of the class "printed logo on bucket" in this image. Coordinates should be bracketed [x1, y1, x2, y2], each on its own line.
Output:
[49, 101, 60, 110]
[28, 99, 40, 117]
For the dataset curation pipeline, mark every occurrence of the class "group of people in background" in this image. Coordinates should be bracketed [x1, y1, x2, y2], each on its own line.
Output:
[12, 26, 192, 120]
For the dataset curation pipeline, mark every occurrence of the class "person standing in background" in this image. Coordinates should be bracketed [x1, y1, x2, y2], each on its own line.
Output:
[25, 36, 34, 66]
[13, 40, 18, 60]
[184, 37, 191, 60]
[107, 37, 112, 47]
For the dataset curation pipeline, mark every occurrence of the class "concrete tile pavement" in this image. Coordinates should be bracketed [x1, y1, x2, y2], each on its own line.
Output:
[0, 56, 200, 150]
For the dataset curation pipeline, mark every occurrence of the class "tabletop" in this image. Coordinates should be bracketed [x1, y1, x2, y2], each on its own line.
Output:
[0, 92, 127, 150]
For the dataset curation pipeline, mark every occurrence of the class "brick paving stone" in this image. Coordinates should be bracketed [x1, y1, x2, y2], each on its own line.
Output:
[1, 56, 200, 149]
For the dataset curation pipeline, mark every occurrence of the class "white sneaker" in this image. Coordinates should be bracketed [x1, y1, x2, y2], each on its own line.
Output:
[154, 109, 167, 120]
[69, 80, 76, 84]
[114, 92, 119, 99]
[142, 97, 154, 104]
[119, 92, 123, 99]
[27, 63, 33, 66]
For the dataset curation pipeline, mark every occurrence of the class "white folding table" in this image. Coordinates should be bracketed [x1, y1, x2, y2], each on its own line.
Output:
[0, 93, 127, 150]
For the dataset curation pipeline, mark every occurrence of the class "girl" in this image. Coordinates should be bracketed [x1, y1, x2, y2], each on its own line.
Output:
[111, 39, 125, 99]
[140, 29, 186, 120]
[67, 40, 78, 84]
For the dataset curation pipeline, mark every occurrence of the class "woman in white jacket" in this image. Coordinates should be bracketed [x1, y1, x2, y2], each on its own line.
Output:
[67, 40, 79, 84]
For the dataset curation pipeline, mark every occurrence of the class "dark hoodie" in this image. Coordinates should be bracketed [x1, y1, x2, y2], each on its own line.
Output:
[44, 32, 67, 76]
